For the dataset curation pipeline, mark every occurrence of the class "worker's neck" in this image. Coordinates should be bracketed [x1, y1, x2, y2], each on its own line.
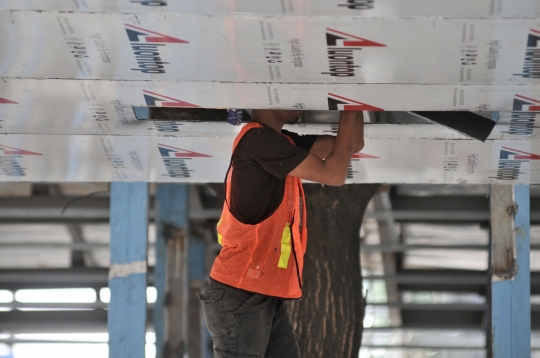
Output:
[252, 110, 284, 132]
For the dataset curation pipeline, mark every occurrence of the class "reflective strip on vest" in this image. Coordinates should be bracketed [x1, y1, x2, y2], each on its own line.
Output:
[278, 222, 292, 269]
[217, 218, 223, 246]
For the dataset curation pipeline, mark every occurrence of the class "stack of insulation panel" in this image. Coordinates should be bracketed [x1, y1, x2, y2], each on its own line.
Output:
[0, 0, 539, 183]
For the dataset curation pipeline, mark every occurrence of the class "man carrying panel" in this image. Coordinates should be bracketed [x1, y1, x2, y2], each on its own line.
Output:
[198, 110, 365, 358]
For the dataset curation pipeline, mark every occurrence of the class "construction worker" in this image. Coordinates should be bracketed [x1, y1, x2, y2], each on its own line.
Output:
[198, 110, 364, 358]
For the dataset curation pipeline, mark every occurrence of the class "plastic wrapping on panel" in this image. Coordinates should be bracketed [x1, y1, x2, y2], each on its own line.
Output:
[0, 133, 539, 184]
[0, 0, 536, 17]
[0, 78, 539, 112]
[0, 12, 539, 85]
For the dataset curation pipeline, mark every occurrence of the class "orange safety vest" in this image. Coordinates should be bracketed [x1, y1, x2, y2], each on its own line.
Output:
[210, 122, 308, 299]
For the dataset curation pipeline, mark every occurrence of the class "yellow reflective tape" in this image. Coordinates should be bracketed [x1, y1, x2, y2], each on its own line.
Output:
[278, 223, 292, 269]
[217, 218, 223, 246]
[217, 233, 223, 246]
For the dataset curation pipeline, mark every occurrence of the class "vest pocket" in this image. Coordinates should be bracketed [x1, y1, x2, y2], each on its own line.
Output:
[197, 289, 230, 337]
[278, 223, 292, 269]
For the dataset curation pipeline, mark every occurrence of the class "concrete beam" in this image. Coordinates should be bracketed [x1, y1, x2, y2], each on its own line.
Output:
[0, 197, 220, 223]
[361, 243, 540, 252]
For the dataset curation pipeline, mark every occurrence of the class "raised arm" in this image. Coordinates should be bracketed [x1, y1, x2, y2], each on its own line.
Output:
[289, 111, 357, 186]
[309, 111, 365, 160]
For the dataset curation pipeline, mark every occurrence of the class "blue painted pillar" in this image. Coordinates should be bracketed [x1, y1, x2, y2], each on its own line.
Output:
[155, 184, 189, 358]
[108, 182, 149, 358]
[490, 184, 530, 358]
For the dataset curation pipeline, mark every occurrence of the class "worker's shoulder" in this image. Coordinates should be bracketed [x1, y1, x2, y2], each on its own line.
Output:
[238, 127, 295, 156]
[244, 126, 291, 141]
[247, 125, 300, 137]
[246, 126, 273, 135]
[236, 127, 275, 151]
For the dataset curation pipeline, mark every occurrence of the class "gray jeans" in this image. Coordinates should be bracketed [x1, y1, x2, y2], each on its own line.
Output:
[198, 278, 301, 358]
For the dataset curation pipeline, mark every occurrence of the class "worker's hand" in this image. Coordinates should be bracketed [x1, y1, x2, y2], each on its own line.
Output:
[339, 110, 356, 122]
[338, 111, 364, 153]
[353, 111, 365, 153]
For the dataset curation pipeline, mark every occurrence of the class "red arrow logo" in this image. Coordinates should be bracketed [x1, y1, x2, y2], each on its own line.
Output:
[144, 90, 199, 107]
[326, 28, 386, 47]
[0, 97, 18, 104]
[352, 152, 379, 159]
[0, 145, 41, 155]
[125, 24, 188, 44]
[328, 93, 384, 111]
[158, 144, 211, 158]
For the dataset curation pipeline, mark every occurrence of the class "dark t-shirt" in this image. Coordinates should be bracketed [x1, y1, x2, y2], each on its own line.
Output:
[229, 124, 318, 224]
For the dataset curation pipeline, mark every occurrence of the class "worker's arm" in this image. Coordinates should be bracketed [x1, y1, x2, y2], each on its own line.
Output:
[309, 111, 365, 160]
[289, 112, 357, 186]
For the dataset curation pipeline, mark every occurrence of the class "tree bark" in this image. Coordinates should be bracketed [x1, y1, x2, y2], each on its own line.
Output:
[289, 183, 380, 358]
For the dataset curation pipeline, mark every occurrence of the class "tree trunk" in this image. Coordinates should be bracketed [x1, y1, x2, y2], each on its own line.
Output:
[289, 183, 380, 358]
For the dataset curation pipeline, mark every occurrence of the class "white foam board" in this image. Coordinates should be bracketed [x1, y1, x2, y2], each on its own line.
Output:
[1, 11, 539, 84]
[0, 0, 536, 17]
[0, 132, 539, 184]
[0, 78, 538, 112]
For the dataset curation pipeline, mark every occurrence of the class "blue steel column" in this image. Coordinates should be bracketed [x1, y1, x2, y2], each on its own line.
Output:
[491, 184, 530, 358]
[108, 182, 149, 358]
[154, 184, 189, 358]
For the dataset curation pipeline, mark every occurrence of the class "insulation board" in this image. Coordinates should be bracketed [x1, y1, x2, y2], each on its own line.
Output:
[0, 78, 539, 112]
[1, 12, 539, 84]
[0, 0, 536, 17]
[0, 130, 539, 184]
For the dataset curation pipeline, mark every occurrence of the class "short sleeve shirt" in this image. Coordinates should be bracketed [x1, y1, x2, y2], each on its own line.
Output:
[229, 124, 318, 224]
